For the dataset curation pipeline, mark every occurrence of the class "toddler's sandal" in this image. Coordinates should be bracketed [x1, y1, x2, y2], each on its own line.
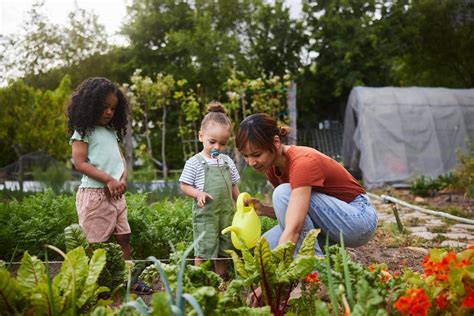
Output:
[131, 279, 153, 295]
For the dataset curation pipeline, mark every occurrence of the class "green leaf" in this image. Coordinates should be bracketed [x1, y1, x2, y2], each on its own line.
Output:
[64, 224, 88, 253]
[241, 244, 256, 273]
[225, 249, 248, 278]
[52, 246, 89, 312]
[29, 283, 52, 315]
[298, 229, 320, 256]
[271, 242, 295, 268]
[254, 237, 276, 307]
[150, 292, 172, 316]
[77, 248, 107, 308]
[351, 279, 385, 316]
[340, 231, 354, 308]
[182, 293, 204, 316]
[0, 268, 22, 314]
[278, 256, 317, 283]
[17, 251, 46, 290]
[224, 306, 272, 315]
[90, 306, 115, 316]
[448, 266, 465, 296]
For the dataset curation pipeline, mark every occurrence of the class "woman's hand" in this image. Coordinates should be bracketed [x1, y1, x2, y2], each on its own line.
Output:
[247, 286, 263, 307]
[196, 191, 213, 208]
[244, 197, 263, 214]
[244, 197, 276, 219]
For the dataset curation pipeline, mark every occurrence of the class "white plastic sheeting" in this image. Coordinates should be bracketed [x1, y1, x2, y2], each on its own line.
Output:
[342, 87, 474, 188]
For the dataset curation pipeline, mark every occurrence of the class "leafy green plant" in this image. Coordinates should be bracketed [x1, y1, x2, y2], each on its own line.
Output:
[147, 232, 206, 316]
[225, 229, 320, 315]
[452, 143, 474, 198]
[127, 194, 193, 259]
[140, 243, 221, 292]
[64, 224, 126, 293]
[0, 192, 196, 262]
[410, 176, 441, 197]
[0, 190, 77, 261]
[0, 246, 108, 314]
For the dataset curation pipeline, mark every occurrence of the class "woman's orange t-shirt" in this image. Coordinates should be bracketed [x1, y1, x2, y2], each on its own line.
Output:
[266, 146, 365, 203]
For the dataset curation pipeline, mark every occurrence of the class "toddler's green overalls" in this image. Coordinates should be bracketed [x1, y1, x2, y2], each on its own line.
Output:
[193, 154, 234, 259]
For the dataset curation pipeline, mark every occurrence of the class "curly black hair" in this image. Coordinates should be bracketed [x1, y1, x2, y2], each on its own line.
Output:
[67, 77, 129, 141]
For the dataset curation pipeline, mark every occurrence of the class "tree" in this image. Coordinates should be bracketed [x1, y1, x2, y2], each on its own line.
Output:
[63, 6, 109, 67]
[129, 70, 177, 180]
[392, 0, 474, 87]
[0, 0, 110, 83]
[301, 0, 400, 122]
[122, 0, 258, 97]
[0, 76, 72, 167]
[244, 0, 307, 78]
[15, 0, 64, 76]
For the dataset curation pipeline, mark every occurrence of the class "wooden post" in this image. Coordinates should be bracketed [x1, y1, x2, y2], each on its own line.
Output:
[391, 204, 404, 233]
[125, 109, 134, 175]
[287, 81, 297, 145]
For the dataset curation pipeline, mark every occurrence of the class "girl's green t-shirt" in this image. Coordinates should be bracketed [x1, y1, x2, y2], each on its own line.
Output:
[70, 126, 124, 188]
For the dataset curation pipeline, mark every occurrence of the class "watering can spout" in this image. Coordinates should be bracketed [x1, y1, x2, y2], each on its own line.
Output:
[221, 226, 242, 236]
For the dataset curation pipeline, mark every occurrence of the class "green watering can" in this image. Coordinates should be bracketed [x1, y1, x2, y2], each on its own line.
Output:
[221, 192, 261, 249]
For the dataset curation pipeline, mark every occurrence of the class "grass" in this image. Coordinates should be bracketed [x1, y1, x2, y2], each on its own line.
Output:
[427, 225, 449, 234]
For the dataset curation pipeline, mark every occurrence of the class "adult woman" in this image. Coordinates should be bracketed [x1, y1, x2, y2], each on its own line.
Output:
[236, 113, 378, 256]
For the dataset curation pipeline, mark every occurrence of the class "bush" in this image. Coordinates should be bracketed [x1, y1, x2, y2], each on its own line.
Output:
[1, 189, 277, 262]
[410, 174, 453, 197]
[452, 143, 474, 198]
[0, 190, 77, 261]
[127, 194, 193, 259]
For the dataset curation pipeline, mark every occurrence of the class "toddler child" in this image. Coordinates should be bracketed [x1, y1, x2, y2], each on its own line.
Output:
[179, 102, 240, 277]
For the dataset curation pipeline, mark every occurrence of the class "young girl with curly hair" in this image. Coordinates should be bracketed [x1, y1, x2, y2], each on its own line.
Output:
[68, 77, 152, 294]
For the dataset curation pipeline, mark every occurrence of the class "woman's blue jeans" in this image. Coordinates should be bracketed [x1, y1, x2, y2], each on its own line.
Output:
[262, 184, 378, 256]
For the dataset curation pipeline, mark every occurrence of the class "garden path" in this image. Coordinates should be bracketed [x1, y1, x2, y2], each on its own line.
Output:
[370, 195, 474, 249]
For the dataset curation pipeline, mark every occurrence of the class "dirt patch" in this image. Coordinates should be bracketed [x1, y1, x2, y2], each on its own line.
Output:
[352, 229, 427, 273]
[375, 188, 474, 217]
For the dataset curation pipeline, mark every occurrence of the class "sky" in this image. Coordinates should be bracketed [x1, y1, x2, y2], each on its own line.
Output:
[1, 0, 131, 44]
[1, 0, 302, 45]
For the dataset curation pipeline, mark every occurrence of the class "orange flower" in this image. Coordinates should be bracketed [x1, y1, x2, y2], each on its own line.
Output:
[394, 288, 431, 316]
[463, 290, 474, 308]
[305, 272, 319, 283]
[423, 252, 457, 282]
[435, 292, 448, 309]
[380, 270, 393, 283]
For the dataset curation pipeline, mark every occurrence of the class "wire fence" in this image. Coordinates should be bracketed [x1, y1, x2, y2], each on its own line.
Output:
[297, 122, 344, 161]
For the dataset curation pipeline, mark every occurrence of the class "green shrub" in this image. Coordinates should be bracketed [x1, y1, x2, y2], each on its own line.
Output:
[452, 143, 474, 198]
[127, 194, 193, 259]
[0, 190, 278, 262]
[239, 167, 271, 196]
[0, 190, 77, 261]
[410, 174, 454, 197]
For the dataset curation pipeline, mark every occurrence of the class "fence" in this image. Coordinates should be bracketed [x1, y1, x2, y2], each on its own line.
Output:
[297, 121, 344, 161]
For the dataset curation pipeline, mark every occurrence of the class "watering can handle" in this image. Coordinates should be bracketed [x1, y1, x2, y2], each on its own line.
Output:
[236, 192, 253, 213]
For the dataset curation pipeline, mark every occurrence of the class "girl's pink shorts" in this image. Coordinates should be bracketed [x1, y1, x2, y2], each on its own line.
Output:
[76, 188, 131, 242]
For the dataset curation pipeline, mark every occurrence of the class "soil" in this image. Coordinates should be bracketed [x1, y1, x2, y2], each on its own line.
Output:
[352, 229, 427, 274]
[378, 188, 474, 217]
